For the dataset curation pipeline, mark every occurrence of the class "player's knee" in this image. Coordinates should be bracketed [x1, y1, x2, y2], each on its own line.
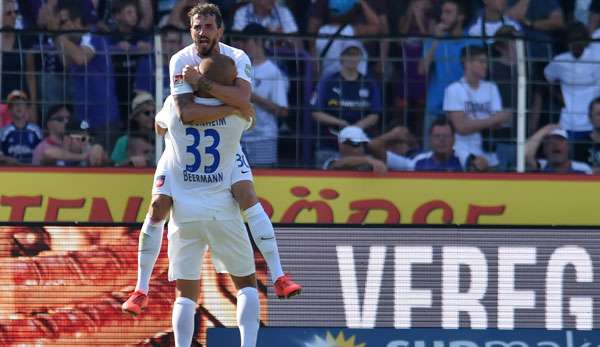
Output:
[148, 195, 171, 222]
[230, 273, 257, 290]
[232, 181, 258, 210]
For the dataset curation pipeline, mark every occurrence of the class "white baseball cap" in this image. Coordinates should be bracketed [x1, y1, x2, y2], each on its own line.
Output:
[548, 128, 568, 139]
[338, 126, 369, 144]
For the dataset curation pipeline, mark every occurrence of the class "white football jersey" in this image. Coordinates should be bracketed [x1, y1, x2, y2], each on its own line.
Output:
[169, 42, 252, 96]
[156, 96, 250, 222]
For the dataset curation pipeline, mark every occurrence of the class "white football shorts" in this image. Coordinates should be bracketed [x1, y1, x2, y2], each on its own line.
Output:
[167, 217, 255, 281]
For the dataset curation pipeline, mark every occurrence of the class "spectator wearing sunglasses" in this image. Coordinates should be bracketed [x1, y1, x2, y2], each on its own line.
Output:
[111, 92, 155, 167]
[323, 125, 387, 174]
[0, 90, 42, 165]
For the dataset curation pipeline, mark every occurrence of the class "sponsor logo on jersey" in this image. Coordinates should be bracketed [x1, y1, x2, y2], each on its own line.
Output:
[155, 175, 166, 187]
[173, 74, 184, 86]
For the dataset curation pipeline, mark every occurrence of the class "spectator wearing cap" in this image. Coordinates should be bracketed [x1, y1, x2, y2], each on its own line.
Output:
[311, 41, 382, 167]
[111, 92, 155, 167]
[135, 25, 182, 99]
[232, 0, 298, 34]
[526, 124, 592, 174]
[324, 125, 387, 174]
[0, 90, 42, 164]
[234, 24, 289, 167]
[55, 1, 120, 148]
[545, 22, 600, 140]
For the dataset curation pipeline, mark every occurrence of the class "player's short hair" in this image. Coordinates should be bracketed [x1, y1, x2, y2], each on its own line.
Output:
[188, 3, 223, 28]
[199, 54, 237, 86]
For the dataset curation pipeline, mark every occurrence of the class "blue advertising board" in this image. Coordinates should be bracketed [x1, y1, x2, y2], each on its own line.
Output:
[208, 328, 600, 347]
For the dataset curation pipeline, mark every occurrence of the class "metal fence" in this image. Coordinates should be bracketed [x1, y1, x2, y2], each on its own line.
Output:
[0, 29, 593, 172]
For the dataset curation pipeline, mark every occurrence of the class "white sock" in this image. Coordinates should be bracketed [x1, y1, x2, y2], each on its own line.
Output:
[243, 203, 284, 283]
[236, 287, 259, 347]
[135, 216, 165, 294]
[172, 296, 196, 347]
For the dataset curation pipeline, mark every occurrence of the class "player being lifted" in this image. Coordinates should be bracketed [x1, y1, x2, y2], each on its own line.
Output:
[161, 54, 259, 347]
[121, 3, 301, 317]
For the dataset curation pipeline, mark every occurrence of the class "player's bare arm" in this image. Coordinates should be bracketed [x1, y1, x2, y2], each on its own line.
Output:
[173, 92, 239, 125]
[183, 66, 254, 115]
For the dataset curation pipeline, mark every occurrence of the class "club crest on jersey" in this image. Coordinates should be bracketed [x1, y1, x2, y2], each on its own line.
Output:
[173, 74, 184, 86]
[155, 175, 166, 187]
[245, 64, 252, 78]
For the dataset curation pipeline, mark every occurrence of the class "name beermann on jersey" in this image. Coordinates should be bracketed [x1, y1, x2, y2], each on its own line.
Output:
[183, 171, 224, 183]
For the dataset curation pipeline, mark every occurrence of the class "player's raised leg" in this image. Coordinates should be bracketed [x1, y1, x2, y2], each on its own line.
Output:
[122, 192, 172, 316]
[231, 178, 301, 299]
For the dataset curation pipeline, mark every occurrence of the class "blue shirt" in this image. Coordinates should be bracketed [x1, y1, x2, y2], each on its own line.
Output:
[312, 72, 382, 149]
[70, 33, 119, 129]
[0, 122, 43, 164]
[413, 151, 467, 172]
[135, 55, 170, 99]
[424, 36, 479, 117]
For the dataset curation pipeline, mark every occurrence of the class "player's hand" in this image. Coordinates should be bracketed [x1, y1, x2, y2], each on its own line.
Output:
[183, 65, 201, 88]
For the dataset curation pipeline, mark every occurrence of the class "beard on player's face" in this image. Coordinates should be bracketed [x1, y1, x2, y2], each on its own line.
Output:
[195, 35, 218, 57]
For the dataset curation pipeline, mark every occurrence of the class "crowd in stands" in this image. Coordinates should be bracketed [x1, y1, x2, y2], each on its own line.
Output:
[1, 0, 600, 174]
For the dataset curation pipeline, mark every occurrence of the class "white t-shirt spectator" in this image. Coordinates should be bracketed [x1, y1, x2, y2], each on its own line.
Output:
[443, 78, 503, 162]
[544, 47, 600, 132]
[316, 25, 368, 77]
[467, 15, 521, 44]
[243, 59, 288, 142]
[232, 3, 298, 33]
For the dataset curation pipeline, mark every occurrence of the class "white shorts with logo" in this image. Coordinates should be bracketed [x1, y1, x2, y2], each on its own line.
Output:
[167, 217, 255, 281]
[151, 146, 253, 197]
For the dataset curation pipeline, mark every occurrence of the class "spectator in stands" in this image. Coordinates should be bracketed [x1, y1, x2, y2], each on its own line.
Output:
[419, 0, 478, 143]
[506, 0, 564, 54]
[467, 0, 521, 44]
[308, 0, 380, 77]
[110, 92, 155, 167]
[392, 0, 433, 135]
[33, 106, 107, 166]
[0, 90, 42, 165]
[135, 25, 182, 99]
[368, 119, 489, 172]
[525, 124, 592, 174]
[488, 26, 518, 170]
[443, 45, 512, 169]
[232, 0, 298, 34]
[55, 1, 120, 149]
[311, 41, 382, 167]
[589, 0, 600, 32]
[544, 22, 598, 140]
[236, 24, 289, 167]
[324, 125, 387, 174]
[1, 0, 35, 103]
[108, 0, 152, 125]
[165, 0, 208, 30]
[573, 96, 600, 173]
